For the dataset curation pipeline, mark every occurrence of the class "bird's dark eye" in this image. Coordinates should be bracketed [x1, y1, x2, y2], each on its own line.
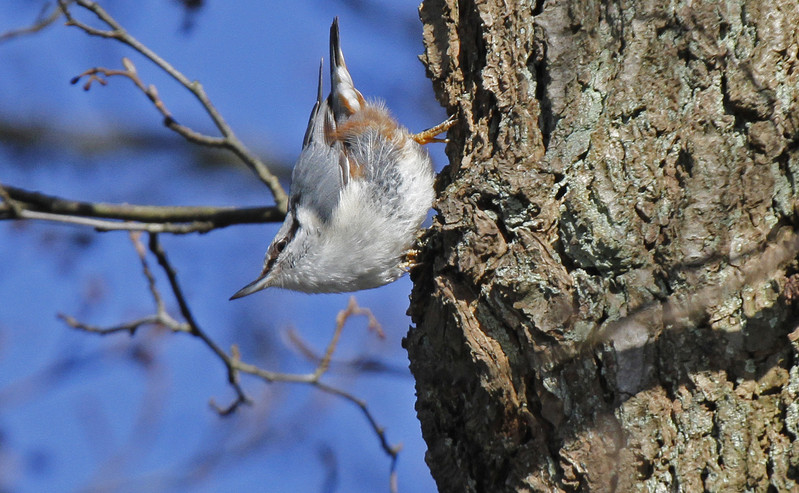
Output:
[275, 238, 288, 254]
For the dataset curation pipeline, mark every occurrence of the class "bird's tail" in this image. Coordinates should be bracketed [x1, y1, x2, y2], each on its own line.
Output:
[329, 17, 365, 121]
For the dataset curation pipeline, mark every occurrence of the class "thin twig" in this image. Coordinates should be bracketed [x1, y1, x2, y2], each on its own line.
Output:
[314, 380, 400, 492]
[285, 296, 385, 372]
[129, 231, 182, 327]
[60, 231, 189, 334]
[285, 329, 405, 376]
[57, 0, 288, 211]
[61, 223, 401, 489]
[314, 297, 355, 378]
[71, 62, 229, 147]
[145, 233, 252, 413]
[227, 361, 402, 491]
[0, 1, 66, 43]
[60, 313, 161, 335]
[226, 297, 401, 490]
[11, 209, 216, 233]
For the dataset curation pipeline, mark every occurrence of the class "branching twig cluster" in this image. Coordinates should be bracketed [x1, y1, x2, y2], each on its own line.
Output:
[60, 233, 401, 490]
[2, 2, 402, 490]
[0, 0, 290, 233]
[2, 2, 405, 490]
[57, 0, 288, 211]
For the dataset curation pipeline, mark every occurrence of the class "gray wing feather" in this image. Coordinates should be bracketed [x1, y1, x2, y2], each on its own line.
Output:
[291, 58, 345, 223]
[290, 19, 367, 223]
[291, 142, 342, 223]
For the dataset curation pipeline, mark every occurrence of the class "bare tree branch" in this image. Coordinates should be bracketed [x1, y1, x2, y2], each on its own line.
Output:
[0, 184, 283, 233]
[7, 3, 402, 489]
[145, 232, 253, 412]
[59, 233, 401, 492]
[0, 178, 23, 217]
[71, 61, 231, 148]
[57, 0, 289, 211]
[60, 232, 189, 334]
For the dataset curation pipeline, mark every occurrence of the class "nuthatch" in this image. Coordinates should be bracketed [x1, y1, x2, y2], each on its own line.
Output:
[231, 18, 453, 297]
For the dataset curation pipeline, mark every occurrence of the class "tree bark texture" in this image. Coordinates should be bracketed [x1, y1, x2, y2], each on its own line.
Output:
[405, 0, 799, 491]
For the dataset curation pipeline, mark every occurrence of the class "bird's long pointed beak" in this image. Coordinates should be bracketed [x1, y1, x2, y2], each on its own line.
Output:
[229, 272, 269, 300]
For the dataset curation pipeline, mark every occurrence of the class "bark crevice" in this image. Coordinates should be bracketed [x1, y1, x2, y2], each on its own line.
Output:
[407, 0, 799, 491]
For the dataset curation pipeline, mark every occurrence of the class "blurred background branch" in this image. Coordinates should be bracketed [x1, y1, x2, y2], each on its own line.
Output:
[57, 0, 289, 210]
[0, 1, 435, 491]
[0, 1, 66, 43]
[54, 220, 403, 489]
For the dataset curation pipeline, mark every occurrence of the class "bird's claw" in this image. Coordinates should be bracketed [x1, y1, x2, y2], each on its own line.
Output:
[411, 114, 457, 145]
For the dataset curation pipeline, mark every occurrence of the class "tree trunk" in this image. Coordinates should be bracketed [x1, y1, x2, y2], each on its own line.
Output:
[405, 0, 799, 491]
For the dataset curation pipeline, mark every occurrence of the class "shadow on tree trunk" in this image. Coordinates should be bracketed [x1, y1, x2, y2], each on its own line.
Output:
[406, 0, 799, 491]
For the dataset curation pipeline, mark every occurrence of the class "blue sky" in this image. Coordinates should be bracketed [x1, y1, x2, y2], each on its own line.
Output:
[0, 1, 448, 491]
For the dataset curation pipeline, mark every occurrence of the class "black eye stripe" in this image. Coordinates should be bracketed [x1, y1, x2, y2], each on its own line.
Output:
[289, 192, 302, 211]
[264, 216, 301, 272]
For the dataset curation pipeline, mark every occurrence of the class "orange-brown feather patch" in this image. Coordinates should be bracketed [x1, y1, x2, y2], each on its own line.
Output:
[331, 107, 402, 182]
[332, 107, 400, 144]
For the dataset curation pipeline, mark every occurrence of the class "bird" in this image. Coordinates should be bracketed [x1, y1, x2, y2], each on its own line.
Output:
[231, 17, 453, 298]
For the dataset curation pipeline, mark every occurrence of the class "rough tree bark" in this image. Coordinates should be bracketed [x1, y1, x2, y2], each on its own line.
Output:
[405, 0, 799, 491]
